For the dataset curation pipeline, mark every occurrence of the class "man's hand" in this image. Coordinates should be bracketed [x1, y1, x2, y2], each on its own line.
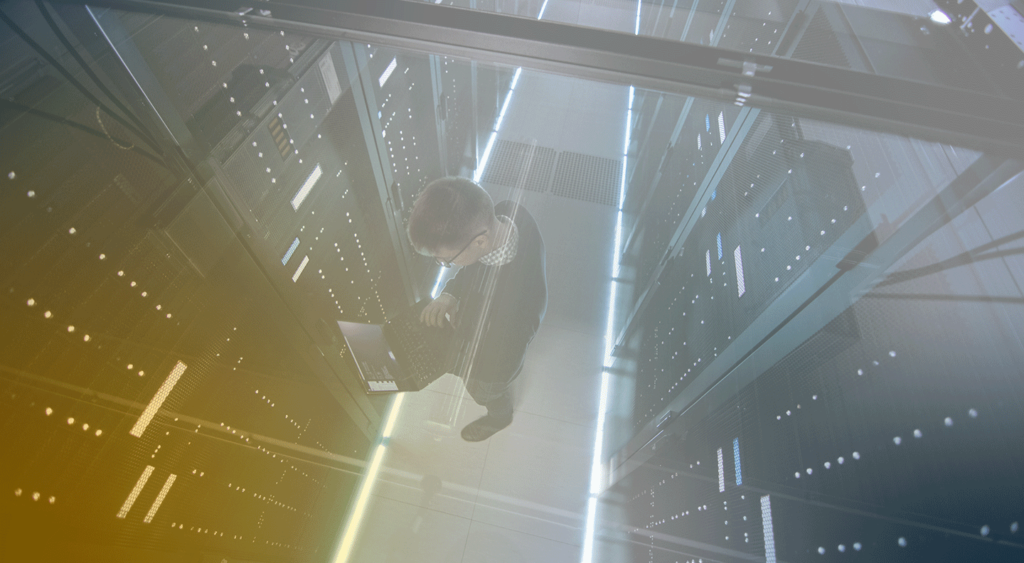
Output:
[421, 294, 459, 328]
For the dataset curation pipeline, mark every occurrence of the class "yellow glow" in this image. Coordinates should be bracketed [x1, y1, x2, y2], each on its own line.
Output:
[333, 444, 386, 563]
[382, 394, 404, 438]
[332, 393, 404, 562]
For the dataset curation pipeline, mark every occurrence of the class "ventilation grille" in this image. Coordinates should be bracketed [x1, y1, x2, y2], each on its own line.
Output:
[790, 10, 852, 70]
[480, 140, 556, 193]
[551, 151, 622, 207]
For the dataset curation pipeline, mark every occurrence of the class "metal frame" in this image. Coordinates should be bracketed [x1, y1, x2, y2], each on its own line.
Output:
[346, 43, 420, 305]
[615, 0, 820, 351]
[53, 0, 1024, 159]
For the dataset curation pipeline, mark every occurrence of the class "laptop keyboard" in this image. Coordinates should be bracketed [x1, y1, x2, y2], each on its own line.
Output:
[384, 305, 453, 389]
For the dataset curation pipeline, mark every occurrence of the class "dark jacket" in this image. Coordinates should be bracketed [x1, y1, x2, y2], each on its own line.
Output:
[442, 201, 547, 383]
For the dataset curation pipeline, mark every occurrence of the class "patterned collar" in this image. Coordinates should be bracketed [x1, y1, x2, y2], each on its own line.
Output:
[477, 215, 519, 266]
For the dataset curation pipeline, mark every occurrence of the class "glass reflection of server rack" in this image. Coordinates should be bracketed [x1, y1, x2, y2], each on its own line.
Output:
[744, 137, 865, 319]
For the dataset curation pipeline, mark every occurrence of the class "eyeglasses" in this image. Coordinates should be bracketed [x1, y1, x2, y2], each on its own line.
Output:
[435, 229, 487, 268]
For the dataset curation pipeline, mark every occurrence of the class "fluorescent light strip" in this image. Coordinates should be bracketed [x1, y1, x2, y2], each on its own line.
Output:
[282, 237, 300, 265]
[130, 361, 187, 438]
[382, 393, 404, 438]
[537, 0, 550, 19]
[603, 209, 624, 367]
[333, 444, 385, 562]
[143, 474, 177, 523]
[379, 57, 397, 87]
[734, 438, 743, 485]
[494, 93, 514, 131]
[717, 232, 723, 260]
[589, 371, 610, 495]
[430, 268, 446, 298]
[735, 245, 746, 297]
[698, 133, 701, 151]
[706, 250, 711, 276]
[623, 112, 632, 156]
[292, 255, 310, 282]
[584, 84, 633, 563]
[333, 394, 404, 563]
[719, 111, 726, 144]
[474, 68, 521, 184]
[717, 447, 725, 492]
[493, 68, 522, 131]
[291, 164, 322, 211]
[117, 465, 155, 518]
[762, 495, 777, 563]
[473, 131, 499, 184]
[634, 0, 642, 35]
[580, 497, 598, 563]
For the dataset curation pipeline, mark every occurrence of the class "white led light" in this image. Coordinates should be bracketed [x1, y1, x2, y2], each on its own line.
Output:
[292, 256, 310, 283]
[510, 67, 522, 91]
[290, 165, 322, 211]
[734, 245, 745, 297]
[930, 10, 951, 25]
[130, 361, 187, 438]
[718, 112, 726, 144]
[378, 59, 397, 87]
[717, 448, 725, 492]
[634, 0, 641, 34]
[143, 474, 177, 523]
[117, 465, 155, 518]
[706, 250, 712, 277]
[381, 394, 404, 438]
[537, 0, 550, 19]
[474, 131, 499, 184]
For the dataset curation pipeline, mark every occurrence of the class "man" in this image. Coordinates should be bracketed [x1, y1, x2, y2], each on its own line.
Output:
[406, 177, 547, 442]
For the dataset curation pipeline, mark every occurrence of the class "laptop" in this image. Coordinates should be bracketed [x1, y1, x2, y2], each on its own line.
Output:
[338, 300, 457, 394]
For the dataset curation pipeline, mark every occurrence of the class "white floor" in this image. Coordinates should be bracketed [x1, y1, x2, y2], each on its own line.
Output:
[347, 70, 629, 562]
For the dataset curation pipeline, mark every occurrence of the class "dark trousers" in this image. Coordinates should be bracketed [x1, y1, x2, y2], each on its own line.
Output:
[459, 324, 535, 421]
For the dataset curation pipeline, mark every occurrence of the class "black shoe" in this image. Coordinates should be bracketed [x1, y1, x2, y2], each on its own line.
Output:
[460, 414, 512, 442]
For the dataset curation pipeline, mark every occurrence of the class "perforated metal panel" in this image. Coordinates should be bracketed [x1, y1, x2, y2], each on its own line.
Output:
[550, 151, 622, 207]
[480, 139, 556, 193]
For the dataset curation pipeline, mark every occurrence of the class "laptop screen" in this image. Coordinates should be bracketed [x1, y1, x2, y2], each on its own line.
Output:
[337, 321, 404, 392]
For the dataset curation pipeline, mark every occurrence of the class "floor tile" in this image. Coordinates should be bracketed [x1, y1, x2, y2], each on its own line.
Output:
[349, 495, 472, 563]
[516, 323, 605, 427]
[461, 519, 582, 563]
[476, 411, 594, 516]
[374, 389, 490, 519]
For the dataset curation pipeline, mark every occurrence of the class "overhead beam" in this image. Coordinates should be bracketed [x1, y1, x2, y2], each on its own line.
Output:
[53, 0, 1024, 157]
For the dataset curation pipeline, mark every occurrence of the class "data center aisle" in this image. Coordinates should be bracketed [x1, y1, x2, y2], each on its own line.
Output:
[349, 71, 629, 562]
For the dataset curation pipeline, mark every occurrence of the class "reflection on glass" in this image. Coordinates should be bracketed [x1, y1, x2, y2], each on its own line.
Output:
[1, 1, 1022, 562]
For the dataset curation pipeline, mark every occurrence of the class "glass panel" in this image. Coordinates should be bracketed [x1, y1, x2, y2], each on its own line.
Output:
[420, 0, 1012, 95]
[2, 1, 1022, 562]
[0, 4, 390, 559]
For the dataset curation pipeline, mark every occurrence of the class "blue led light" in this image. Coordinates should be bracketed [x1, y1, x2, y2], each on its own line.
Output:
[282, 237, 300, 265]
[706, 114, 711, 132]
[717, 233, 723, 260]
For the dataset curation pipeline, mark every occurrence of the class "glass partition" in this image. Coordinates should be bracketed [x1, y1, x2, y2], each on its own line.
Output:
[428, 0, 1016, 95]
[1, 1, 1022, 562]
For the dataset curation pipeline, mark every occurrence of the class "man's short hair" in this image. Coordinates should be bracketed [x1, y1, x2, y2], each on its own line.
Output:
[407, 177, 495, 254]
